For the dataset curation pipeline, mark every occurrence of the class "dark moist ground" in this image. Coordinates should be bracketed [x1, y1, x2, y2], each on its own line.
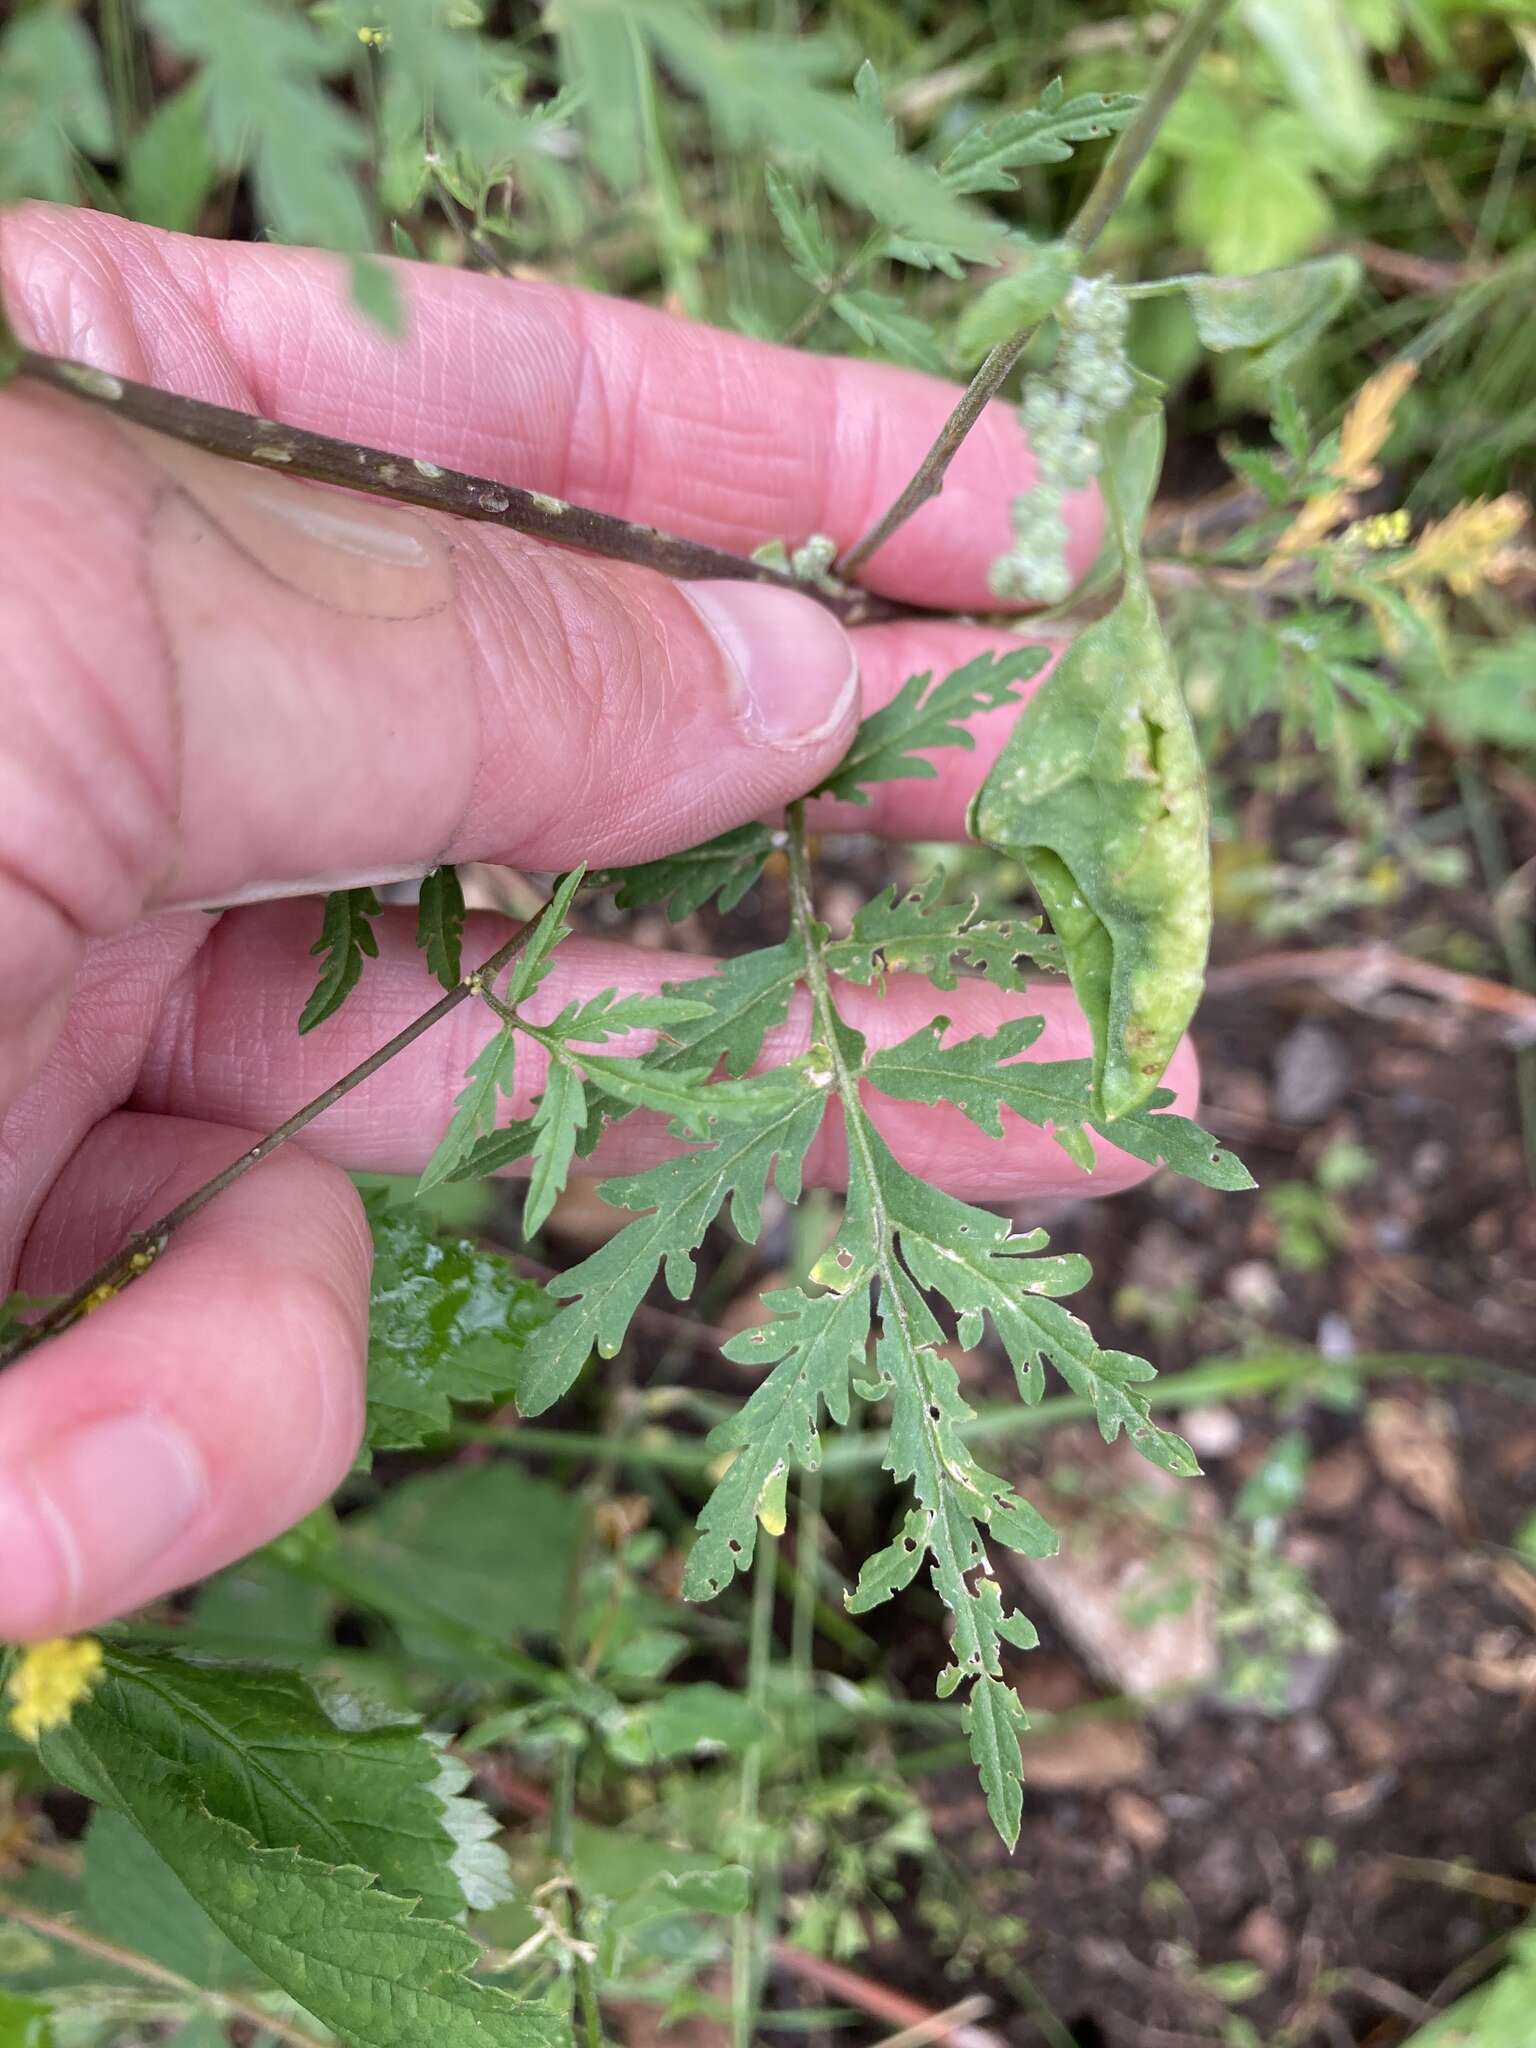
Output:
[619, 773, 1536, 2048]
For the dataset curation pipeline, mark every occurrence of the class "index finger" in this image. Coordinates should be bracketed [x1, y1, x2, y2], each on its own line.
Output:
[3, 204, 1101, 609]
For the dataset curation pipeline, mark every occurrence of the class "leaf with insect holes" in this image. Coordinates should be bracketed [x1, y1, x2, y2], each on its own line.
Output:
[416, 866, 466, 991]
[363, 1200, 550, 1456]
[816, 647, 1049, 805]
[830, 872, 1064, 991]
[939, 78, 1139, 195]
[299, 887, 381, 1034]
[864, 1019, 1255, 1190]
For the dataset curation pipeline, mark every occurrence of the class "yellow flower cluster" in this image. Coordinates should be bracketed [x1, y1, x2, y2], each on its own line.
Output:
[4, 1637, 104, 1744]
[1271, 361, 1419, 563]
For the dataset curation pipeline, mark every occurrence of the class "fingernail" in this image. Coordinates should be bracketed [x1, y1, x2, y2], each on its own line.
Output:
[0, 1415, 207, 1637]
[136, 427, 455, 621]
[681, 581, 859, 747]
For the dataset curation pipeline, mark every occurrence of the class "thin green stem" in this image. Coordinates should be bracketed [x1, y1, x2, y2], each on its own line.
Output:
[552, 1746, 606, 2048]
[0, 898, 555, 1368]
[731, 1529, 779, 2048]
[837, 0, 1234, 579]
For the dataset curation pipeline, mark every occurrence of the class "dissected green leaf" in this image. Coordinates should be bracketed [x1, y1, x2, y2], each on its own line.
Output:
[504, 867, 586, 1007]
[970, 501, 1210, 1121]
[963, 1676, 1033, 1849]
[416, 865, 466, 991]
[831, 287, 946, 373]
[364, 1200, 551, 1454]
[515, 1072, 826, 1415]
[0, 10, 111, 204]
[118, 80, 219, 230]
[864, 1020, 1254, 1191]
[634, 1, 996, 262]
[417, 1025, 517, 1193]
[765, 165, 836, 288]
[298, 887, 381, 1034]
[599, 822, 778, 922]
[142, 0, 370, 249]
[939, 77, 1139, 195]
[817, 648, 1048, 805]
[832, 873, 1063, 991]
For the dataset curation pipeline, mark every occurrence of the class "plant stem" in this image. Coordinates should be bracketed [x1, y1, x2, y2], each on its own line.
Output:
[0, 1891, 329, 2048]
[731, 1529, 779, 2048]
[551, 1746, 607, 2048]
[0, 898, 554, 1369]
[14, 351, 898, 628]
[837, 0, 1234, 579]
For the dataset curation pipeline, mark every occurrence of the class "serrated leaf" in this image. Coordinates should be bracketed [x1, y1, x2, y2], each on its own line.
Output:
[417, 1026, 517, 1194]
[963, 1676, 1031, 1849]
[0, 10, 111, 204]
[298, 887, 380, 1034]
[686, 1284, 870, 1598]
[142, 0, 371, 250]
[83, 1809, 248, 1990]
[43, 1646, 505, 1923]
[504, 866, 585, 1006]
[636, 3, 996, 262]
[649, 937, 807, 1080]
[521, 1058, 586, 1237]
[417, 865, 466, 990]
[817, 647, 1049, 805]
[845, 1508, 931, 1612]
[829, 873, 1063, 991]
[118, 80, 219, 230]
[765, 164, 836, 288]
[939, 83, 1138, 195]
[831, 287, 946, 373]
[515, 1078, 826, 1415]
[364, 1200, 551, 1455]
[970, 540, 1210, 1121]
[864, 1020, 1254, 1190]
[598, 822, 778, 922]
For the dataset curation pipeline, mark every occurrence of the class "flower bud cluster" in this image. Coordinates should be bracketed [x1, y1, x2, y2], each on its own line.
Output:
[990, 278, 1132, 606]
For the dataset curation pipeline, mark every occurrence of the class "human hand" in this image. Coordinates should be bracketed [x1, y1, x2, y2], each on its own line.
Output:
[0, 205, 1197, 1642]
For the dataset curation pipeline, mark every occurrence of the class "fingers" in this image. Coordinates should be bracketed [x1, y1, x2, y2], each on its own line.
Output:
[0, 1117, 370, 1639]
[131, 905, 1199, 1204]
[3, 204, 1101, 608]
[0, 383, 859, 1108]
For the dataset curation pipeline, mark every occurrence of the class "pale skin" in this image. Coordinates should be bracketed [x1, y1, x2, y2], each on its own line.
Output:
[0, 203, 1198, 1643]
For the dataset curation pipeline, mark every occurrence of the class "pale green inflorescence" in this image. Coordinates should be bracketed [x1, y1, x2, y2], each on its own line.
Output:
[991, 277, 1132, 605]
